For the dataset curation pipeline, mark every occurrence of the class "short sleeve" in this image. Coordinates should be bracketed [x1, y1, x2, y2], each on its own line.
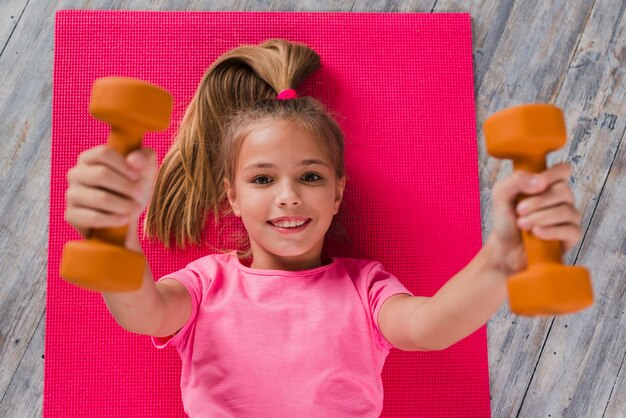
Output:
[151, 267, 204, 350]
[367, 262, 414, 351]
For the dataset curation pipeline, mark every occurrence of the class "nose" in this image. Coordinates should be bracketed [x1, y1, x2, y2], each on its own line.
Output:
[276, 179, 301, 207]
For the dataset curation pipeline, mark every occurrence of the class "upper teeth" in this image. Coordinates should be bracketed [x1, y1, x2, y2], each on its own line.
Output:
[272, 220, 307, 228]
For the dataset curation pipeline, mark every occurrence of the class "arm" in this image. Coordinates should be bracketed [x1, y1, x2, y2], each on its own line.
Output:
[65, 146, 190, 336]
[404, 164, 581, 351]
[100, 221, 191, 337]
[408, 236, 508, 351]
[377, 237, 506, 352]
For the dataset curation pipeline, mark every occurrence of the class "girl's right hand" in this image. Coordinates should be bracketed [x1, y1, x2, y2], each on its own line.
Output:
[64, 145, 158, 239]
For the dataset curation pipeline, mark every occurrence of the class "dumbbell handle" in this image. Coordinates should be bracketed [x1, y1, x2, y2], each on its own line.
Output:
[90, 126, 143, 247]
[513, 156, 562, 266]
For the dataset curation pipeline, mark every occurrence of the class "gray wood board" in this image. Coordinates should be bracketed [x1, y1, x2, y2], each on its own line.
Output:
[515, 1, 626, 415]
[0, 0, 29, 60]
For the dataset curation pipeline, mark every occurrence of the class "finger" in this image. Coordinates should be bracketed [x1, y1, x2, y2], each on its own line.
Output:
[126, 148, 159, 183]
[77, 146, 140, 181]
[493, 163, 573, 214]
[535, 162, 572, 188]
[530, 223, 582, 252]
[492, 169, 549, 211]
[65, 206, 131, 230]
[68, 164, 139, 203]
[126, 148, 157, 177]
[63, 209, 92, 238]
[517, 203, 581, 230]
[66, 183, 141, 217]
[516, 181, 575, 216]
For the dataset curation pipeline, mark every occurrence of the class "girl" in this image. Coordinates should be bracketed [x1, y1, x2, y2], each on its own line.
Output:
[64, 39, 582, 417]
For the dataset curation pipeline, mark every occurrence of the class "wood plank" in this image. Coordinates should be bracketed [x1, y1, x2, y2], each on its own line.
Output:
[0, 0, 29, 60]
[267, 0, 355, 10]
[0, 0, 57, 408]
[520, 134, 625, 417]
[0, 314, 45, 417]
[52, 0, 356, 12]
[605, 345, 626, 417]
[516, 1, 626, 414]
[350, 0, 436, 12]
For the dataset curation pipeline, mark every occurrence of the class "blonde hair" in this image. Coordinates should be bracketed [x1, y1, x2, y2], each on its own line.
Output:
[144, 39, 348, 254]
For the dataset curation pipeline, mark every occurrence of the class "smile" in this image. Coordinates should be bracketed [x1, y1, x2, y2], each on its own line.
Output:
[271, 219, 307, 228]
[267, 219, 312, 233]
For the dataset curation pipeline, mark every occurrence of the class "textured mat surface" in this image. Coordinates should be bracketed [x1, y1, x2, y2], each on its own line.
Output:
[48, 11, 488, 417]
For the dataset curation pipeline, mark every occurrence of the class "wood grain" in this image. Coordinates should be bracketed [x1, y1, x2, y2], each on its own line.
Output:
[0, 0, 55, 415]
[515, 1, 626, 415]
[0, 0, 29, 61]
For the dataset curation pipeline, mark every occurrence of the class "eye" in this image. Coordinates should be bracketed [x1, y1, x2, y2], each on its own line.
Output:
[251, 176, 272, 185]
[302, 173, 321, 182]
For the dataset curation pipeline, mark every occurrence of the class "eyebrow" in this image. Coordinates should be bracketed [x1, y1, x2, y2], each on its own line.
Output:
[243, 159, 329, 171]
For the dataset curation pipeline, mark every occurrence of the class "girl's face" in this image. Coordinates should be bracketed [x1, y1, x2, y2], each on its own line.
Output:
[224, 119, 345, 271]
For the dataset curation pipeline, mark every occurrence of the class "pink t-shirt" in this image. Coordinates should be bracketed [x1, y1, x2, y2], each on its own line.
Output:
[152, 251, 413, 417]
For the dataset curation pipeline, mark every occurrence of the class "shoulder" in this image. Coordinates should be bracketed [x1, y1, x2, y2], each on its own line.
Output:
[174, 251, 237, 283]
[333, 257, 406, 292]
[185, 251, 235, 269]
[333, 256, 385, 277]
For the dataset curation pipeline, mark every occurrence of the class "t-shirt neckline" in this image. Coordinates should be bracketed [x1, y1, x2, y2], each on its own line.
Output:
[230, 251, 339, 276]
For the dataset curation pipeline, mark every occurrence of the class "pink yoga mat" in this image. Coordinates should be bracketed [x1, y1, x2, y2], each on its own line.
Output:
[48, 11, 488, 417]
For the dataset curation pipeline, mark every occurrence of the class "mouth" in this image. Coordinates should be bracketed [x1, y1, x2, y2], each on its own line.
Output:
[267, 218, 312, 233]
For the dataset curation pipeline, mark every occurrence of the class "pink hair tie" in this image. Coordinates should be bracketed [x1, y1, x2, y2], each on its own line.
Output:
[276, 89, 297, 100]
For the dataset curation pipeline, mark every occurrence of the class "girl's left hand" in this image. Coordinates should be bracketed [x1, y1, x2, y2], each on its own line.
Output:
[487, 162, 583, 276]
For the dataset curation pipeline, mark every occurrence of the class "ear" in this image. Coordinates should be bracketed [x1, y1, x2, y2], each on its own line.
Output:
[224, 177, 241, 217]
[333, 176, 346, 215]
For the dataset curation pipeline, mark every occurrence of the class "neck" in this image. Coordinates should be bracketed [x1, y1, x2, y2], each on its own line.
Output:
[246, 237, 328, 271]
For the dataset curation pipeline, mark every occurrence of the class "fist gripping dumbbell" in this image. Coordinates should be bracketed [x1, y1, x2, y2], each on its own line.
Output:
[60, 77, 172, 292]
[484, 104, 594, 316]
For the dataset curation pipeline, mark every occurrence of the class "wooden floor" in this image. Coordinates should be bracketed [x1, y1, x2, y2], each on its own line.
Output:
[1, 0, 624, 417]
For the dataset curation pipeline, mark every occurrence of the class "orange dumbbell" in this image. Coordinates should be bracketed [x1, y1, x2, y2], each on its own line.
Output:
[484, 104, 594, 316]
[60, 77, 172, 292]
